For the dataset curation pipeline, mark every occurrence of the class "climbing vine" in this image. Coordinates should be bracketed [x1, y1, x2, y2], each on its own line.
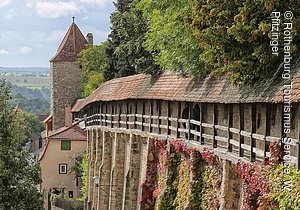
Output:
[140, 141, 160, 210]
[140, 139, 297, 210]
[235, 140, 300, 210]
[158, 143, 181, 210]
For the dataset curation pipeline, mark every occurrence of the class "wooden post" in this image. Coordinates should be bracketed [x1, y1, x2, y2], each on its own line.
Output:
[200, 103, 204, 145]
[250, 104, 257, 162]
[149, 100, 152, 133]
[111, 102, 113, 128]
[103, 101, 107, 126]
[227, 104, 233, 152]
[167, 101, 171, 136]
[141, 100, 145, 131]
[280, 103, 287, 156]
[93, 103, 97, 125]
[239, 104, 244, 157]
[134, 100, 137, 129]
[125, 100, 128, 129]
[264, 104, 271, 159]
[213, 104, 217, 148]
[176, 101, 181, 138]
[100, 103, 103, 126]
[158, 100, 162, 134]
[187, 102, 191, 140]
[118, 102, 121, 128]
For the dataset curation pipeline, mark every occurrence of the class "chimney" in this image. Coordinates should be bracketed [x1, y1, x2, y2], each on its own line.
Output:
[65, 102, 72, 127]
[86, 33, 93, 45]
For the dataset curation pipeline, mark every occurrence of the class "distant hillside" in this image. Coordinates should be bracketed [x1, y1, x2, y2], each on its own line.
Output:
[0, 67, 49, 74]
[9, 84, 50, 115]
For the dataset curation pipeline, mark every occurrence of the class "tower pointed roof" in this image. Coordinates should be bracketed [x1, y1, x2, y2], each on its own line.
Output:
[50, 20, 88, 62]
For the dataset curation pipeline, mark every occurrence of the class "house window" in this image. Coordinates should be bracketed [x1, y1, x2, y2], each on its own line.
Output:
[68, 191, 73, 198]
[59, 164, 68, 174]
[61, 140, 71, 150]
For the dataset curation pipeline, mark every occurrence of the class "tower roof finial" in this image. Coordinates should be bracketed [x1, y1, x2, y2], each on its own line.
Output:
[72, 16, 75, 23]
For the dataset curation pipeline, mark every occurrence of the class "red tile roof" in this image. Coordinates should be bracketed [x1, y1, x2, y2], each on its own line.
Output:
[72, 66, 300, 112]
[38, 123, 86, 161]
[50, 22, 88, 62]
[48, 124, 86, 140]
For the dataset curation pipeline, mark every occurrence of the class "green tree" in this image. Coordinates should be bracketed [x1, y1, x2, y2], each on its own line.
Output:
[104, 0, 158, 81]
[21, 112, 44, 134]
[138, 0, 205, 77]
[77, 43, 107, 97]
[0, 80, 43, 210]
[189, 0, 300, 84]
[139, 0, 300, 84]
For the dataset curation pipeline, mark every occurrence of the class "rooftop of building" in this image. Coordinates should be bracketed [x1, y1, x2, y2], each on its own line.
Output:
[72, 65, 300, 112]
[50, 20, 88, 62]
[38, 122, 86, 161]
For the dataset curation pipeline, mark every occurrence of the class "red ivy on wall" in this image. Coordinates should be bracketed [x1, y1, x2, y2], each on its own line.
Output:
[236, 141, 284, 210]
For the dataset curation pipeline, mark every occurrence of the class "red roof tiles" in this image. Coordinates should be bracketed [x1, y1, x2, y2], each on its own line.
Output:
[72, 66, 300, 112]
[50, 22, 88, 62]
[48, 124, 86, 140]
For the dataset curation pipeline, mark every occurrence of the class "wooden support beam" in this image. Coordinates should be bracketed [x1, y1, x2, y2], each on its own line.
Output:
[213, 104, 217, 148]
[167, 101, 171, 136]
[100, 103, 103, 126]
[280, 103, 285, 140]
[141, 100, 145, 131]
[227, 104, 233, 152]
[250, 104, 257, 162]
[125, 101, 128, 129]
[118, 102, 121, 128]
[111, 102, 113, 128]
[187, 102, 192, 140]
[280, 103, 285, 157]
[93, 103, 97, 125]
[265, 104, 271, 159]
[149, 100, 152, 133]
[134, 100, 137, 129]
[158, 100, 162, 134]
[239, 104, 244, 157]
[176, 101, 181, 139]
[200, 103, 204, 145]
[105, 102, 108, 127]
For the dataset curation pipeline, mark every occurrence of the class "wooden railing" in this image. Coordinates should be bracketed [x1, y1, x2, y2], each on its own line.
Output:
[77, 102, 300, 167]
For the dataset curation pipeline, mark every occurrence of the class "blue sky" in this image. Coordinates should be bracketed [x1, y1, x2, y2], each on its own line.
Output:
[0, 0, 115, 67]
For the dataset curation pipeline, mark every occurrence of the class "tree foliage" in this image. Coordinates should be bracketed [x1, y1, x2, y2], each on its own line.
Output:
[104, 0, 158, 81]
[139, 0, 300, 84]
[190, 0, 300, 84]
[9, 85, 50, 115]
[0, 80, 43, 210]
[77, 43, 107, 97]
[138, 0, 205, 77]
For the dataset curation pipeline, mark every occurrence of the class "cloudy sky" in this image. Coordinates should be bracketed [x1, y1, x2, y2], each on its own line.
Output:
[0, 0, 115, 67]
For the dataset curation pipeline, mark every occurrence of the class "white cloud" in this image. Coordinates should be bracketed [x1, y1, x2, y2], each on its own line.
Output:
[80, 0, 110, 6]
[0, 49, 9, 55]
[0, 0, 10, 7]
[35, 1, 80, 18]
[20, 46, 32, 55]
[25, 0, 112, 18]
